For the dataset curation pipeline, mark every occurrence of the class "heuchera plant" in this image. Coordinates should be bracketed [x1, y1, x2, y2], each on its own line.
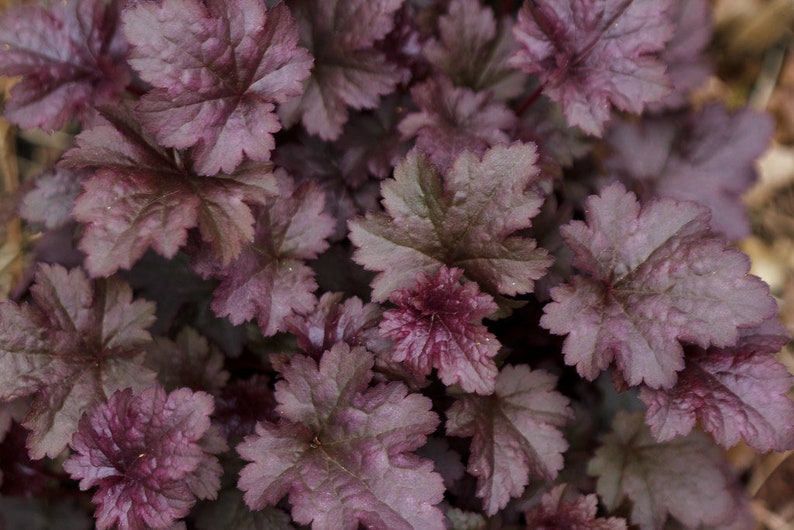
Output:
[0, 0, 789, 528]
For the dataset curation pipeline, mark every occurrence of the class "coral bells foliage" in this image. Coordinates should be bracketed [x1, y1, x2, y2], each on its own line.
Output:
[63, 386, 225, 530]
[0, 0, 792, 528]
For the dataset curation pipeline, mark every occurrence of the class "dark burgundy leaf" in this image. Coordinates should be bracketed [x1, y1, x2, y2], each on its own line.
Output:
[145, 327, 229, 394]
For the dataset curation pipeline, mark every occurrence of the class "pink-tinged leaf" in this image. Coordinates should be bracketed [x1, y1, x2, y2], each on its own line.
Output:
[0, 0, 129, 130]
[60, 107, 276, 277]
[509, 0, 673, 135]
[398, 76, 516, 172]
[0, 264, 156, 459]
[285, 291, 385, 358]
[605, 103, 774, 240]
[446, 365, 573, 515]
[18, 168, 87, 229]
[649, 0, 713, 111]
[63, 386, 225, 530]
[278, 0, 407, 140]
[540, 183, 777, 388]
[123, 0, 312, 176]
[524, 484, 627, 530]
[588, 411, 738, 530]
[380, 266, 500, 394]
[145, 327, 229, 394]
[640, 318, 794, 451]
[191, 173, 334, 335]
[237, 343, 445, 530]
[349, 143, 552, 304]
[424, 0, 526, 100]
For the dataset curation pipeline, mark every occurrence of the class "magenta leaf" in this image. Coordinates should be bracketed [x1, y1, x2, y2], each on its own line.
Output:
[0, 0, 129, 130]
[604, 103, 774, 240]
[510, 0, 673, 135]
[63, 386, 225, 530]
[191, 173, 334, 336]
[285, 291, 385, 358]
[60, 107, 276, 277]
[640, 317, 794, 451]
[123, 0, 312, 176]
[398, 76, 516, 172]
[145, 327, 229, 394]
[540, 183, 777, 388]
[349, 143, 552, 304]
[379, 266, 500, 394]
[446, 365, 573, 515]
[589, 411, 741, 530]
[278, 0, 407, 140]
[0, 264, 156, 459]
[424, 0, 526, 100]
[237, 343, 445, 529]
[524, 484, 627, 530]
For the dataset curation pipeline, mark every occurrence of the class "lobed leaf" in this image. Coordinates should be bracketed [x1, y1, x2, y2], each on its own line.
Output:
[541, 183, 777, 388]
[237, 343, 445, 530]
[349, 143, 551, 303]
[61, 107, 276, 277]
[123, 0, 312, 175]
[63, 386, 225, 530]
[0, 0, 129, 130]
[0, 264, 156, 458]
[510, 0, 673, 135]
[446, 365, 573, 515]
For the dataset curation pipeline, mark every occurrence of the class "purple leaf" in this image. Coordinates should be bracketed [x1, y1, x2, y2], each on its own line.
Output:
[191, 173, 334, 335]
[63, 386, 225, 530]
[0, 264, 156, 458]
[278, 0, 407, 140]
[524, 484, 627, 530]
[604, 103, 774, 240]
[18, 168, 87, 229]
[446, 364, 573, 515]
[589, 411, 741, 529]
[380, 266, 500, 394]
[60, 107, 276, 277]
[398, 76, 516, 172]
[0, 0, 129, 130]
[649, 0, 713, 111]
[123, 0, 312, 175]
[145, 327, 229, 394]
[349, 143, 552, 303]
[285, 291, 385, 358]
[213, 375, 278, 441]
[640, 317, 794, 451]
[424, 0, 526, 100]
[510, 0, 673, 135]
[237, 343, 445, 529]
[540, 183, 777, 388]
